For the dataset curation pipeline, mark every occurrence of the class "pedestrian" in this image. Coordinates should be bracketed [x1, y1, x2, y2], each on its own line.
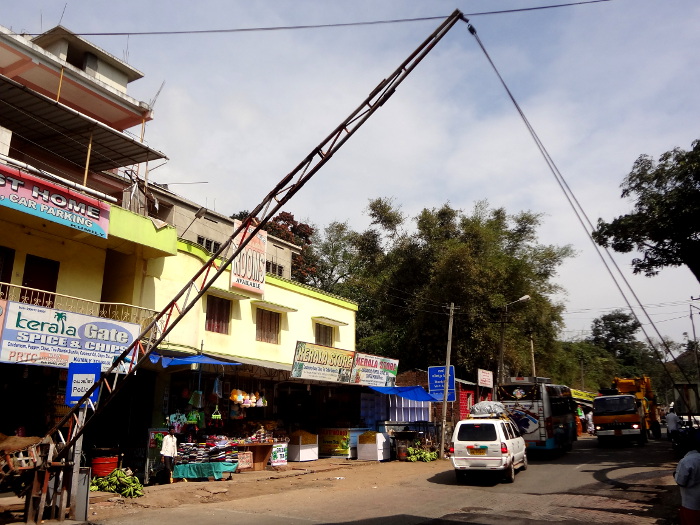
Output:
[585, 410, 594, 435]
[576, 404, 585, 434]
[674, 444, 700, 524]
[160, 426, 178, 484]
[667, 408, 681, 442]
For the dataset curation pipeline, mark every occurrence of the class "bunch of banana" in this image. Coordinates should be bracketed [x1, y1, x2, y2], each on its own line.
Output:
[89, 468, 144, 498]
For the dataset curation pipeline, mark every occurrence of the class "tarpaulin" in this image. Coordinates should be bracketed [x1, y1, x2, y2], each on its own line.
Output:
[149, 353, 242, 368]
[369, 385, 442, 402]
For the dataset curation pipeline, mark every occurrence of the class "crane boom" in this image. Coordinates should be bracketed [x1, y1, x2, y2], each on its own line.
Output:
[26, 9, 469, 520]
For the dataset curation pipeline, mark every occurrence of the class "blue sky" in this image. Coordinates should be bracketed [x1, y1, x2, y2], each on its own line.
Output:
[5, 0, 700, 345]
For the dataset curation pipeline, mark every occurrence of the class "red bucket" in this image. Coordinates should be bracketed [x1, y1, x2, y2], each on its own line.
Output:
[91, 456, 119, 477]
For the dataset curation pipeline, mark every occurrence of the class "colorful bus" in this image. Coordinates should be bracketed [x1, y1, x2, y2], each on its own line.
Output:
[497, 377, 578, 452]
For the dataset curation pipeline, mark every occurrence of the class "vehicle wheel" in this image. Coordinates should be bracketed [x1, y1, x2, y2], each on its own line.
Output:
[503, 461, 515, 483]
[520, 452, 528, 471]
[455, 470, 467, 483]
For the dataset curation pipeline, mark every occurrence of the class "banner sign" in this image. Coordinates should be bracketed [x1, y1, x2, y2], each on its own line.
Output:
[570, 388, 598, 403]
[291, 341, 354, 383]
[351, 352, 398, 387]
[478, 368, 493, 389]
[0, 163, 110, 238]
[428, 365, 456, 402]
[319, 428, 350, 457]
[0, 300, 141, 371]
[230, 219, 267, 294]
[66, 362, 101, 406]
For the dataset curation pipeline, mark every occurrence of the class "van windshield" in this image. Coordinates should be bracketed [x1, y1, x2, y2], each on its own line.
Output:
[457, 423, 497, 441]
[498, 384, 540, 401]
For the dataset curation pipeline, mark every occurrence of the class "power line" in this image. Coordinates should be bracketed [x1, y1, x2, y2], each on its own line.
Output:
[16, 1, 611, 38]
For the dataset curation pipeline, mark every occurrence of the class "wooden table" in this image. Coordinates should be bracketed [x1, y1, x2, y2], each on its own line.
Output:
[235, 443, 273, 471]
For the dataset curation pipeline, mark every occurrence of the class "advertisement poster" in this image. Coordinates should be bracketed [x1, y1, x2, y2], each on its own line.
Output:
[291, 341, 354, 384]
[230, 219, 267, 294]
[270, 443, 288, 466]
[0, 300, 141, 371]
[351, 352, 398, 387]
[319, 428, 350, 457]
[0, 163, 110, 238]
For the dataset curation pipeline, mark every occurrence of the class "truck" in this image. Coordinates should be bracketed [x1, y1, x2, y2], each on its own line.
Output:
[592, 376, 660, 444]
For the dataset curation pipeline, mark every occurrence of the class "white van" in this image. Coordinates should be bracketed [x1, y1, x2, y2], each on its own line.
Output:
[450, 407, 527, 483]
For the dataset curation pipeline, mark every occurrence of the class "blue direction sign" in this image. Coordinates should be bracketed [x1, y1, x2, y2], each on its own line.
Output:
[66, 362, 101, 406]
[428, 365, 456, 402]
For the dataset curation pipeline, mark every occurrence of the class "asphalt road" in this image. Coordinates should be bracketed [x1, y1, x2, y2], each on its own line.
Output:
[86, 435, 679, 525]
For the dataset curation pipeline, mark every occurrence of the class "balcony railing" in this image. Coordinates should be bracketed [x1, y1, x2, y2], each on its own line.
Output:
[0, 282, 161, 334]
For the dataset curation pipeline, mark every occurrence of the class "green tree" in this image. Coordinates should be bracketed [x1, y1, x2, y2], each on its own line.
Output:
[342, 198, 573, 383]
[592, 139, 700, 282]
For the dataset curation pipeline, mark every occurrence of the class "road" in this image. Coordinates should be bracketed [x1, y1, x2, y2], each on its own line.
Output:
[87, 435, 679, 525]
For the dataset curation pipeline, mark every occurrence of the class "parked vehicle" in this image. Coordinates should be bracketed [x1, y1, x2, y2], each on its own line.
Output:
[450, 401, 527, 483]
[497, 377, 578, 452]
[593, 376, 659, 445]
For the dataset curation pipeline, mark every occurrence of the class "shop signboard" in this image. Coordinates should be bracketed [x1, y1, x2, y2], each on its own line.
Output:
[291, 341, 354, 384]
[270, 443, 288, 466]
[66, 362, 100, 406]
[0, 162, 110, 238]
[351, 352, 398, 387]
[478, 368, 493, 389]
[230, 219, 267, 294]
[0, 300, 141, 371]
[428, 365, 456, 402]
[319, 428, 350, 457]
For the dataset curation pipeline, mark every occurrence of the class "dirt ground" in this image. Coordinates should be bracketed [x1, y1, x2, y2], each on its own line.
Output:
[86, 458, 431, 522]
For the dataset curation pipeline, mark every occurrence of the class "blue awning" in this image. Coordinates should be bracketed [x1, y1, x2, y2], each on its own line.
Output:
[149, 353, 242, 368]
[369, 385, 442, 402]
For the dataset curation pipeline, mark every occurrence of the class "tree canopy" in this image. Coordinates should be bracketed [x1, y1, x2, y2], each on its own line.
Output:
[592, 139, 700, 282]
[313, 198, 574, 382]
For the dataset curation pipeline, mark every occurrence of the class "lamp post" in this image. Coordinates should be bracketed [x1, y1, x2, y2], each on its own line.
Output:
[438, 302, 455, 460]
[496, 295, 530, 397]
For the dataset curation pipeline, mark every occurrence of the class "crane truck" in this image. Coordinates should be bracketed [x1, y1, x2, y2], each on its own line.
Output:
[592, 376, 660, 444]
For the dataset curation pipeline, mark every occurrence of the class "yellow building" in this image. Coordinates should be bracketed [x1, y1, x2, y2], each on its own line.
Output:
[0, 23, 361, 463]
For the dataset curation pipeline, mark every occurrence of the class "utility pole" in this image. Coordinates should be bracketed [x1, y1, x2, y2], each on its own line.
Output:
[529, 331, 536, 377]
[439, 303, 455, 460]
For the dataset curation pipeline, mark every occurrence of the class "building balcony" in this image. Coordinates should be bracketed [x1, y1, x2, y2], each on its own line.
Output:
[0, 282, 162, 334]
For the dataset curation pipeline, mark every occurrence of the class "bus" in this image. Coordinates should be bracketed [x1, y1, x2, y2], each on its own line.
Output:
[497, 377, 578, 452]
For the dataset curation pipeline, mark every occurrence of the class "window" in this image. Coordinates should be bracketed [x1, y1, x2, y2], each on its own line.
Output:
[266, 261, 284, 276]
[456, 423, 497, 441]
[0, 246, 15, 299]
[315, 324, 333, 346]
[205, 295, 230, 334]
[256, 309, 280, 344]
[21, 254, 59, 307]
[197, 236, 221, 254]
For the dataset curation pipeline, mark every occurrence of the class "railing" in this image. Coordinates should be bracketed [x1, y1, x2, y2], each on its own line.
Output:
[0, 282, 161, 333]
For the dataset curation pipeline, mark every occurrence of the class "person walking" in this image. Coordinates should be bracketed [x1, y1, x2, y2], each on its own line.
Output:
[160, 426, 178, 484]
[585, 410, 594, 435]
[674, 444, 700, 524]
[666, 408, 681, 442]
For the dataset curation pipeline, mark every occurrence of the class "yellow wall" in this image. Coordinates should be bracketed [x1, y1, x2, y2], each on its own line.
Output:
[155, 242, 357, 365]
[0, 219, 105, 301]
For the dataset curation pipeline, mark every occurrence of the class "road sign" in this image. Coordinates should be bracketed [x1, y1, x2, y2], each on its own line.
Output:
[428, 365, 456, 402]
[66, 362, 100, 406]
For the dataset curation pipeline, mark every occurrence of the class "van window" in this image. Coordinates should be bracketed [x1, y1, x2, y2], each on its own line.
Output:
[502, 422, 514, 440]
[457, 423, 497, 441]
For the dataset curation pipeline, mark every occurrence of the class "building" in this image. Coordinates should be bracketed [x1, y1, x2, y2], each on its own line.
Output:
[0, 23, 368, 469]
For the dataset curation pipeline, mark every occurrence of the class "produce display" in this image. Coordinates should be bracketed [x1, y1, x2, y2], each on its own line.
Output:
[358, 431, 378, 444]
[289, 429, 317, 445]
[90, 468, 144, 498]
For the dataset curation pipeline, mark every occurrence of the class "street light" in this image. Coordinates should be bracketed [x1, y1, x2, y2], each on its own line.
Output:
[497, 295, 531, 395]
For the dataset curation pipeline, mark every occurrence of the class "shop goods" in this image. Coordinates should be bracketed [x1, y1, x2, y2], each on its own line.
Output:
[89, 468, 144, 498]
[289, 430, 317, 445]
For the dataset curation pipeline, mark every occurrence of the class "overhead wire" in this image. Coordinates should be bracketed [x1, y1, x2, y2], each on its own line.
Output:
[15, 1, 612, 38]
[462, 20, 692, 383]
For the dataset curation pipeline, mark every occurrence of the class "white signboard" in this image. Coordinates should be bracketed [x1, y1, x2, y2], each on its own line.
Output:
[0, 299, 141, 371]
[230, 219, 267, 294]
[350, 352, 398, 387]
[478, 368, 493, 389]
[291, 341, 355, 383]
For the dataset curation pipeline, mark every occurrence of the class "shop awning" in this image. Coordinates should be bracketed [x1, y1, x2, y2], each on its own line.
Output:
[149, 353, 242, 368]
[369, 386, 441, 402]
[226, 355, 292, 372]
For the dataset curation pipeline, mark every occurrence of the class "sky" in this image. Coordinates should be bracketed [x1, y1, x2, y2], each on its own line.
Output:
[5, 0, 700, 346]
